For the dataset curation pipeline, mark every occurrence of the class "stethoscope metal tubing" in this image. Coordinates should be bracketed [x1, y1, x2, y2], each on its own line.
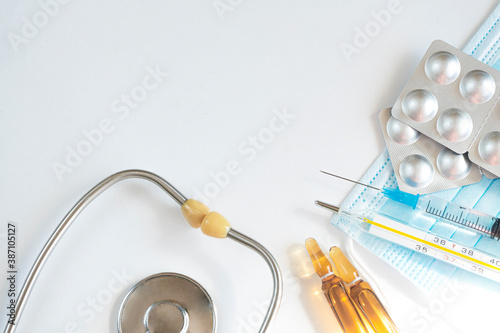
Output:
[227, 229, 283, 333]
[4, 170, 282, 333]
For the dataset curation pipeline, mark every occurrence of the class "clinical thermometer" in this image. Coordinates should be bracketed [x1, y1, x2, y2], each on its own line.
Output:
[316, 200, 500, 283]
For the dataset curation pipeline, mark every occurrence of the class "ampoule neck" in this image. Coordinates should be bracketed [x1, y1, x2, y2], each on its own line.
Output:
[320, 271, 337, 280]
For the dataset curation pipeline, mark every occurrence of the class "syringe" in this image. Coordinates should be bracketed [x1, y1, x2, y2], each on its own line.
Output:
[315, 200, 500, 283]
[320, 170, 500, 239]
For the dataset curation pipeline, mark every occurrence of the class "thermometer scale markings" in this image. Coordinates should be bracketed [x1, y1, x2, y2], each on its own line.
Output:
[363, 215, 500, 282]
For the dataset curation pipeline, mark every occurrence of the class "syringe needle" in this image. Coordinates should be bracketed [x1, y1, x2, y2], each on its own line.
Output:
[319, 170, 381, 191]
[320, 170, 500, 240]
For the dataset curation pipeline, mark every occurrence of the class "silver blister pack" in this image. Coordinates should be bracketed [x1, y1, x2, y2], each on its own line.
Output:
[469, 100, 500, 176]
[379, 107, 482, 194]
[391, 40, 500, 177]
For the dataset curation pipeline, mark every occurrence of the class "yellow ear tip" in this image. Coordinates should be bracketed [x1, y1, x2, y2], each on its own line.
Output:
[201, 212, 231, 238]
[181, 199, 210, 229]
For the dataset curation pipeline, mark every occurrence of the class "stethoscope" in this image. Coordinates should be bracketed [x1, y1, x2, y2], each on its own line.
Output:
[4, 170, 283, 333]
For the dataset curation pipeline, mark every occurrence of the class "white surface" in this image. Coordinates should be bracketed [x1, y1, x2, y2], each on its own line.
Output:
[1, 1, 498, 332]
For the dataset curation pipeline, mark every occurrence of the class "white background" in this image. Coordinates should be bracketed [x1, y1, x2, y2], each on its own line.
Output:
[1, 0, 499, 332]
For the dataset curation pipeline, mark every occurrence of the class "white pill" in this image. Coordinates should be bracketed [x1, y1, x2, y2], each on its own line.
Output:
[425, 51, 461, 85]
[399, 155, 434, 188]
[478, 131, 500, 166]
[436, 148, 471, 180]
[436, 108, 473, 142]
[386, 116, 420, 145]
[402, 89, 438, 123]
[459, 70, 496, 104]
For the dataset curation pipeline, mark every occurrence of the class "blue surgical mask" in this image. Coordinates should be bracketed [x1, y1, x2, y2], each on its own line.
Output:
[463, 2, 500, 71]
[331, 4, 500, 293]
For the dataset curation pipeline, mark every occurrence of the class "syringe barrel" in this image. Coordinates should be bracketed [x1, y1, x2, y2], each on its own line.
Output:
[415, 195, 499, 238]
[382, 187, 500, 239]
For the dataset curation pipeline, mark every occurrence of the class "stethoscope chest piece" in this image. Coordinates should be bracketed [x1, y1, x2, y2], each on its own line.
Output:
[118, 272, 216, 333]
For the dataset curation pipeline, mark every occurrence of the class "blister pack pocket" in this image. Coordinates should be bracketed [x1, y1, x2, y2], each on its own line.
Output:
[391, 40, 500, 178]
[379, 107, 482, 194]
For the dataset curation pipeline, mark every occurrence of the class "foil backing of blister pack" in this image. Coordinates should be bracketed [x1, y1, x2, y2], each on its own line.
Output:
[469, 101, 500, 176]
[391, 40, 500, 178]
[379, 107, 482, 194]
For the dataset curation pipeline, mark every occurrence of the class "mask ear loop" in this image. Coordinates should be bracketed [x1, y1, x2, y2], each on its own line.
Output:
[346, 237, 393, 315]
[4, 169, 282, 333]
